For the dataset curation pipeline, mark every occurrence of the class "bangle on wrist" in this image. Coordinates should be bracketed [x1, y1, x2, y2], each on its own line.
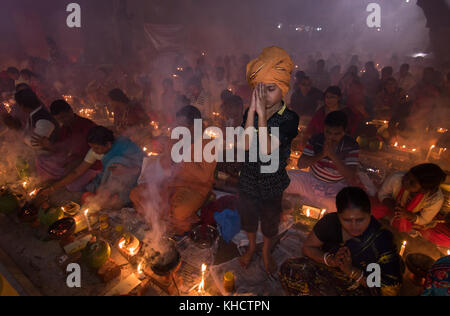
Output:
[323, 252, 331, 266]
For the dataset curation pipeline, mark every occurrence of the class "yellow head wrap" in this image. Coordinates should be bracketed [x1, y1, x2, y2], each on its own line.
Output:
[246, 46, 294, 97]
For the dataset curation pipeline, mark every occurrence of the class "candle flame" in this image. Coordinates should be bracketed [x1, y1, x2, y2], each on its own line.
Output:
[29, 189, 38, 197]
[306, 208, 311, 217]
[138, 262, 144, 274]
[402, 240, 407, 246]
[198, 279, 205, 293]
[118, 239, 125, 249]
[447, 250, 450, 256]
[3, 102, 12, 113]
[394, 142, 398, 147]
[320, 209, 327, 218]
[198, 263, 207, 293]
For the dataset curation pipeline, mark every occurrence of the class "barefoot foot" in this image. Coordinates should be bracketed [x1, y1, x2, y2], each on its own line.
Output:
[239, 248, 255, 269]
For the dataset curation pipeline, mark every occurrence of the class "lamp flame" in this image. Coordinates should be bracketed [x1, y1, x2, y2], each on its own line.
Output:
[198, 264, 207, 293]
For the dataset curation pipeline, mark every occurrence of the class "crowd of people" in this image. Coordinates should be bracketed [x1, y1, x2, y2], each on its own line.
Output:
[0, 44, 449, 296]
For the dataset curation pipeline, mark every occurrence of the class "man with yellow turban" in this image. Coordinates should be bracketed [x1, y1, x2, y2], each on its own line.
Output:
[238, 46, 299, 274]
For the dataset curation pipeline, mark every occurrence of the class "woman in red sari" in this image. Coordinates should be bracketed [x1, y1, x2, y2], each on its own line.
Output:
[373, 164, 447, 239]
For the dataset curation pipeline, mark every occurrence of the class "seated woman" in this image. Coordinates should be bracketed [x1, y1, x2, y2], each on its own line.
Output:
[108, 88, 150, 132]
[280, 187, 403, 296]
[421, 255, 450, 296]
[39, 126, 144, 209]
[374, 77, 404, 120]
[130, 105, 217, 235]
[303, 86, 359, 146]
[34, 100, 99, 192]
[373, 163, 446, 235]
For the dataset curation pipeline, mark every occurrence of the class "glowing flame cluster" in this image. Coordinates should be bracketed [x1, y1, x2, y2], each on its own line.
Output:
[142, 146, 160, 157]
[79, 108, 95, 119]
[392, 142, 417, 153]
[63, 95, 73, 102]
[118, 237, 139, 256]
[150, 121, 159, 130]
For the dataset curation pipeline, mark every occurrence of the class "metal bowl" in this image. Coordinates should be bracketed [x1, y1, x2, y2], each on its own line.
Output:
[405, 253, 435, 280]
[189, 224, 218, 249]
[17, 202, 38, 222]
[48, 217, 76, 240]
[149, 239, 181, 276]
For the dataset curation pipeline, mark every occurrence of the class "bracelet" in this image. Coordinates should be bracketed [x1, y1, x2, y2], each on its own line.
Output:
[355, 270, 364, 283]
[323, 252, 331, 266]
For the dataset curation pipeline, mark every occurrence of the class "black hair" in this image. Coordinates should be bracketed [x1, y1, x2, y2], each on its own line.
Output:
[300, 76, 311, 83]
[7, 67, 19, 75]
[187, 77, 202, 89]
[382, 66, 394, 75]
[324, 86, 342, 98]
[50, 100, 72, 116]
[20, 69, 35, 78]
[295, 71, 306, 80]
[108, 88, 130, 104]
[223, 95, 243, 108]
[15, 83, 31, 92]
[14, 89, 41, 110]
[336, 187, 371, 214]
[324, 110, 348, 130]
[176, 105, 202, 125]
[409, 163, 447, 192]
[220, 89, 233, 102]
[400, 63, 410, 70]
[87, 126, 115, 146]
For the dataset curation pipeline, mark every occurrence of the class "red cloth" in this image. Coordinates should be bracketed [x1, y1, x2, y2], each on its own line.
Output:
[419, 224, 450, 248]
[372, 189, 426, 233]
[200, 195, 238, 226]
[391, 188, 425, 233]
[305, 107, 326, 139]
[57, 115, 97, 160]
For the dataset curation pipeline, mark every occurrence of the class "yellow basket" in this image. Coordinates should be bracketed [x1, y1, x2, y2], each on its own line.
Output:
[0, 274, 19, 296]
